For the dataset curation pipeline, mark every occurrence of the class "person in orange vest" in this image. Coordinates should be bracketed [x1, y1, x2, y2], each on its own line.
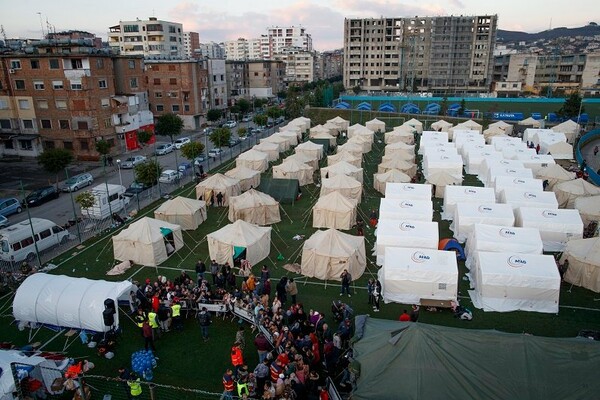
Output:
[231, 341, 244, 371]
[270, 359, 283, 383]
[222, 369, 235, 400]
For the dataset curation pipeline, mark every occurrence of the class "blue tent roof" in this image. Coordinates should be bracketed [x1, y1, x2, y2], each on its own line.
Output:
[335, 101, 350, 109]
[378, 103, 396, 112]
[357, 102, 372, 111]
[401, 103, 420, 114]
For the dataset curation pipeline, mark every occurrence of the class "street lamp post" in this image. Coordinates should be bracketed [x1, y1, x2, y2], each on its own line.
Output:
[116, 159, 124, 187]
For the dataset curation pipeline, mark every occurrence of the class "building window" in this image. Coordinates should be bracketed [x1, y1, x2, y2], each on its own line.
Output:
[172, 104, 180, 112]
[15, 80, 25, 90]
[100, 98, 110, 108]
[63, 141, 73, 150]
[53, 80, 64, 90]
[96, 58, 105, 69]
[184, 104, 190, 112]
[77, 121, 89, 130]
[169, 78, 177, 85]
[44, 140, 55, 149]
[130, 78, 138, 88]
[0, 119, 11, 129]
[49, 59, 60, 69]
[55, 100, 67, 109]
[80, 140, 89, 150]
[37, 100, 49, 109]
[153, 78, 161, 85]
[22, 119, 34, 129]
[0, 99, 8, 110]
[10, 60, 21, 69]
[3, 139, 14, 149]
[156, 104, 164, 112]
[40, 119, 52, 129]
[33, 81, 45, 90]
[168, 91, 178, 98]
[30, 60, 40, 69]
[19, 140, 33, 151]
[128, 60, 136, 69]
[104, 118, 111, 128]
[70, 59, 83, 69]
[18, 99, 30, 110]
[98, 79, 107, 89]
[71, 82, 83, 90]
[168, 65, 176, 71]
[59, 120, 70, 129]
[155, 92, 163, 98]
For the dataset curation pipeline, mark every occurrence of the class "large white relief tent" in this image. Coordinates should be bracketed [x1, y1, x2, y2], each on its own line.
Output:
[450, 202, 515, 243]
[498, 188, 559, 211]
[515, 207, 583, 252]
[207, 220, 271, 267]
[385, 182, 432, 201]
[441, 186, 496, 220]
[493, 176, 544, 201]
[13, 274, 134, 332]
[379, 247, 458, 305]
[468, 251, 561, 314]
[379, 198, 434, 222]
[375, 219, 439, 265]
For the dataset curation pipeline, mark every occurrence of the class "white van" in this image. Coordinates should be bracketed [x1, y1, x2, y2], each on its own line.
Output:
[81, 184, 130, 220]
[0, 218, 70, 262]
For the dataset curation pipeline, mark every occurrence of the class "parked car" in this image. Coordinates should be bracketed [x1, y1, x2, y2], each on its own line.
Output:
[208, 148, 223, 158]
[0, 198, 23, 217]
[224, 120, 237, 128]
[62, 173, 94, 192]
[24, 186, 60, 207]
[174, 137, 191, 149]
[124, 181, 153, 197]
[242, 115, 252, 122]
[155, 142, 174, 155]
[159, 169, 183, 184]
[229, 138, 241, 147]
[275, 116, 285, 124]
[194, 155, 207, 166]
[0, 215, 8, 228]
[121, 155, 147, 169]
[203, 127, 214, 134]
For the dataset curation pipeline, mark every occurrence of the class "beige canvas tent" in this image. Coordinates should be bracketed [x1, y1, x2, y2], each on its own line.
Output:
[347, 136, 372, 153]
[366, 118, 385, 133]
[488, 120, 513, 135]
[320, 174, 362, 202]
[403, 118, 423, 133]
[285, 153, 319, 171]
[373, 169, 412, 195]
[225, 166, 261, 192]
[154, 196, 207, 230]
[309, 130, 336, 146]
[207, 219, 272, 267]
[113, 217, 184, 267]
[301, 229, 366, 281]
[280, 124, 303, 140]
[328, 116, 349, 131]
[312, 191, 358, 230]
[323, 122, 341, 136]
[518, 117, 542, 128]
[562, 237, 600, 292]
[261, 135, 290, 152]
[384, 129, 414, 144]
[348, 123, 370, 137]
[426, 171, 463, 198]
[385, 141, 415, 153]
[236, 149, 269, 172]
[337, 142, 364, 157]
[327, 152, 362, 168]
[348, 129, 375, 143]
[272, 159, 314, 186]
[552, 119, 580, 143]
[289, 117, 311, 132]
[574, 195, 600, 225]
[431, 119, 453, 132]
[228, 189, 281, 225]
[310, 125, 329, 136]
[553, 178, 600, 208]
[295, 141, 324, 160]
[382, 151, 415, 163]
[321, 161, 364, 183]
[195, 173, 241, 206]
[547, 141, 574, 159]
[274, 131, 299, 147]
[483, 127, 509, 143]
[378, 159, 417, 176]
[253, 142, 280, 162]
[534, 164, 576, 189]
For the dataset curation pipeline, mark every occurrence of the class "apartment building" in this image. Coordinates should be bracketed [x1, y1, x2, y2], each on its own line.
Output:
[225, 61, 249, 103]
[224, 38, 250, 61]
[343, 15, 497, 94]
[183, 32, 200, 59]
[108, 17, 184, 58]
[320, 49, 344, 80]
[266, 26, 313, 57]
[0, 41, 151, 160]
[201, 59, 227, 110]
[199, 42, 225, 59]
[275, 48, 315, 86]
[144, 59, 208, 130]
[246, 61, 285, 98]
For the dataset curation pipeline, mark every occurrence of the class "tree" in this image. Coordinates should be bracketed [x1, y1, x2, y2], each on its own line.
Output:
[458, 98, 466, 116]
[135, 160, 162, 186]
[285, 93, 306, 119]
[266, 107, 282, 119]
[558, 93, 584, 118]
[209, 127, 232, 148]
[237, 127, 248, 138]
[440, 97, 448, 116]
[155, 113, 184, 142]
[352, 85, 361, 95]
[180, 142, 205, 161]
[253, 114, 268, 127]
[230, 104, 241, 119]
[95, 140, 111, 160]
[75, 191, 95, 218]
[38, 148, 74, 189]
[137, 129, 153, 146]
[237, 99, 251, 114]
[207, 109, 222, 123]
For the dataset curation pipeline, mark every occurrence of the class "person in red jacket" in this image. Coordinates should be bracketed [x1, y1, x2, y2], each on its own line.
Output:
[399, 310, 411, 322]
[222, 369, 235, 400]
[270, 359, 283, 383]
[231, 342, 244, 369]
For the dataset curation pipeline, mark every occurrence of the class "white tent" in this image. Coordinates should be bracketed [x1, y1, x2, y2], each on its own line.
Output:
[384, 141, 415, 155]
[253, 142, 280, 162]
[385, 182, 432, 200]
[113, 217, 183, 266]
[448, 125, 481, 140]
[13, 274, 134, 332]
[347, 123, 370, 136]
[376, 219, 439, 265]
[337, 142, 365, 157]
[320, 175, 362, 202]
[450, 202, 515, 243]
[327, 151, 362, 168]
[442, 186, 496, 220]
[490, 136, 522, 150]
[225, 166, 261, 192]
[289, 116, 311, 132]
[465, 224, 544, 270]
[310, 124, 330, 136]
[425, 171, 463, 198]
[295, 141, 324, 160]
[486, 166, 534, 186]
[280, 124, 303, 140]
[401, 118, 423, 133]
[379, 247, 458, 305]
[536, 131, 568, 151]
[207, 219, 271, 267]
[488, 120, 513, 135]
[422, 153, 463, 179]
[378, 159, 417, 176]
[309, 130, 337, 146]
[274, 131, 299, 146]
[379, 198, 434, 221]
[0, 349, 69, 399]
[373, 169, 412, 195]
[384, 129, 414, 144]
[499, 188, 559, 211]
[502, 147, 537, 160]
[365, 118, 385, 132]
[464, 148, 503, 175]
[195, 173, 241, 206]
[321, 161, 364, 183]
[551, 119, 580, 143]
[272, 159, 314, 186]
[518, 117, 542, 127]
[483, 127, 509, 143]
[154, 196, 207, 230]
[553, 178, 600, 208]
[228, 189, 281, 225]
[301, 228, 366, 281]
[236, 149, 269, 172]
[312, 191, 358, 230]
[381, 151, 415, 163]
[418, 140, 449, 156]
[454, 132, 485, 155]
[431, 119, 453, 132]
[469, 251, 561, 313]
[516, 154, 557, 172]
[420, 146, 458, 159]
[480, 159, 525, 184]
[422, 130, 450, 142]
[323, 122, 342, 136]
[534, 164, 576, 190]
[523, 128, 553, 144]
[261, 135, 290, 152]
[347, 135, 372, 153]
[458, 119, 483, 132]
[574, 195, 600, 225]
[561, 237, 600, 293]
[493, 176, 544, 200]
[515, 207, 583, 252]
[328, 116, 349, 131]
[546, 141, 574, 159]
[350, 129, 375, 144]
[285, 153, 319, 171]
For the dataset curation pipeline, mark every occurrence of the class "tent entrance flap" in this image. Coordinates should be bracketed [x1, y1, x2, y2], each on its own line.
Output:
[160, 227, 173, 236]
[233, 246, 246, 260]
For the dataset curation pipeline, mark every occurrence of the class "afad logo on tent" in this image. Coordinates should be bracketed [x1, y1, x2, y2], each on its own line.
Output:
[512, 178, 527, 184]
[399, 222, 416, 231]
[523, 192, 538, 199]
[464, 188, 478, 195]
[399, 201, 414, 208]
[411, 251, 431, 263]
[507, 255, 527, 268]
[542, 209, 558, 218]
[499, 228, 516, 238]
[505, 168, 518, 174]
[478, 205, 493, 213]
[403, 185, 416, 191]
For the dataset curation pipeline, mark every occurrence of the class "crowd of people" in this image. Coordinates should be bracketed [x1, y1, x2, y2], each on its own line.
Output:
[123, 259, 358, 400]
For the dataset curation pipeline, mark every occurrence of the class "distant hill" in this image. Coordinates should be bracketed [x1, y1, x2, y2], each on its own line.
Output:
[497, 23, 600, 43]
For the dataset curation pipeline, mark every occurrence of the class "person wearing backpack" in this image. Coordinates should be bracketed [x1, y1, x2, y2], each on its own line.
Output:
[197, 307, 211, 342]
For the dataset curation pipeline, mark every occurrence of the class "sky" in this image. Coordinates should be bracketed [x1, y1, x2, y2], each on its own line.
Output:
[2, 0, 597, 51]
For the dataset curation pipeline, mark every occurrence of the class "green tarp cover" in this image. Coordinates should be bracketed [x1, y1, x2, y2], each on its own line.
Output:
[258, 177, 299, 204]
[309, 138, 331, 155]
[352, 317, 600, 400]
